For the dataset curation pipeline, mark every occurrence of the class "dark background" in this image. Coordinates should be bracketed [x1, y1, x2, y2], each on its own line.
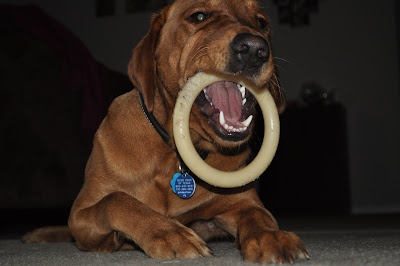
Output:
[1, 0, 399, 233]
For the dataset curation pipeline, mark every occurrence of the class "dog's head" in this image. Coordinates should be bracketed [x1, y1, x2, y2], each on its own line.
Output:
[129, 0, 284, 150]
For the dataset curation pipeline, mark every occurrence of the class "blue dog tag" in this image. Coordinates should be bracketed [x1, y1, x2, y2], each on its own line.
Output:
[170, 172, 196, 199]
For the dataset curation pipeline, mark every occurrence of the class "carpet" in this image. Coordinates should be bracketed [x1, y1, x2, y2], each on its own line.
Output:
[1, 215, 400, 265]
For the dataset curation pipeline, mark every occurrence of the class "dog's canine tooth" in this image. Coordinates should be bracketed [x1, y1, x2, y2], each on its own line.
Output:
[219, 111, 226, 126]
[242, 115, 253, 127]
[204, 88, 213, 106]
[239, 85, 246, 98]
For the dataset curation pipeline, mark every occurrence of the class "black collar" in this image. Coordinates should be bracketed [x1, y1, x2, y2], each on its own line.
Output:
[137, 90, 209, 163]
[138, 90, 170, 144]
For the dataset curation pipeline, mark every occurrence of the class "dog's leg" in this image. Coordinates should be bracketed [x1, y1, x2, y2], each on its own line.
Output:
[69, 191, 212, 258]
[215, 200, 310, 264]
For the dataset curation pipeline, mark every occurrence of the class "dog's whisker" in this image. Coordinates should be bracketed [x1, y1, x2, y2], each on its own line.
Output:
[274, 64, 287, 73]
[271, 73, 280, 86]
[273, 57, 292, 64]
[269, 72, 287, 95]
[270, 67, 288, 96]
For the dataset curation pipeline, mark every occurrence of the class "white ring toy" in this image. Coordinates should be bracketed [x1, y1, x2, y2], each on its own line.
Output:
[173, 72, 280, 188]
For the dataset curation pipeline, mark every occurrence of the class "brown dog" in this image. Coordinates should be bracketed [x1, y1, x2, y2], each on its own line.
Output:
[25, 0, 309, 263]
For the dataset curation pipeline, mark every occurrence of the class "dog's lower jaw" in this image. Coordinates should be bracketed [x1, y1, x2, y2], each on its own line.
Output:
[189, 114, 253, 152]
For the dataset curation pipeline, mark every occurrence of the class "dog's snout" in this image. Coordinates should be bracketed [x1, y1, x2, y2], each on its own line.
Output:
[228, 33, 270, 75]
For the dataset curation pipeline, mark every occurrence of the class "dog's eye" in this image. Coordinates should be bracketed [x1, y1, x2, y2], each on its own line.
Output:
[257, 17, 268, 29]
[189, 12, 210, 22]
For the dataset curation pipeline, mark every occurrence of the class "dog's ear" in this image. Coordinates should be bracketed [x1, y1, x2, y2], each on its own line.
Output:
[128, 7, 169, 113]
[268, 68, 285, 113]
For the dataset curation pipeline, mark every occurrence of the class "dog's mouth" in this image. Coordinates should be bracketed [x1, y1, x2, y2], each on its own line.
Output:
[195, 81, 256, 142]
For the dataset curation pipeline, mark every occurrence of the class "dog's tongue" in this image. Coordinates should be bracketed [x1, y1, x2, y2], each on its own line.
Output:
[206, 81, 242, 124]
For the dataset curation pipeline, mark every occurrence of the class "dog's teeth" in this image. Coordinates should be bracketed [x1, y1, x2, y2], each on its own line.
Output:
[219, 111, 226, 126]
[221, 110, 251, 133]
[242, 98, 247, 106]
[242, 115, 253, 127]
[239, 85, 246, 98]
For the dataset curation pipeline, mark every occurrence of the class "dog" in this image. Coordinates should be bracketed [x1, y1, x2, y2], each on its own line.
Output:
[24, 0, 309, 263]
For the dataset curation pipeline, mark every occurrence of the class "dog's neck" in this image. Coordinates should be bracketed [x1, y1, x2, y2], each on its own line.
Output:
[138, 90, 209, 168]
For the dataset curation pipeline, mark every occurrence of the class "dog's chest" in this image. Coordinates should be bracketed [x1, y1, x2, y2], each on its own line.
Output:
[134, 167, 210, 218]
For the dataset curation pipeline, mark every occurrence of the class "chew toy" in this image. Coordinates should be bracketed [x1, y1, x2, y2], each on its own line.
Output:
[173, 72, 280, 188]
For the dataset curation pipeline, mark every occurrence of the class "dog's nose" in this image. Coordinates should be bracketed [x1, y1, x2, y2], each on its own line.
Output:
[229, 33, 270, 75]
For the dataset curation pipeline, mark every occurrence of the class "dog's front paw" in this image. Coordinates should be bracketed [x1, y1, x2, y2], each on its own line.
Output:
[239, 230, 310, 264]
[141, 220, 213, 259]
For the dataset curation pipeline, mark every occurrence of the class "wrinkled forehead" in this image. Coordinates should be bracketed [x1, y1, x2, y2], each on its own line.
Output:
[167, 0, 264, 18]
